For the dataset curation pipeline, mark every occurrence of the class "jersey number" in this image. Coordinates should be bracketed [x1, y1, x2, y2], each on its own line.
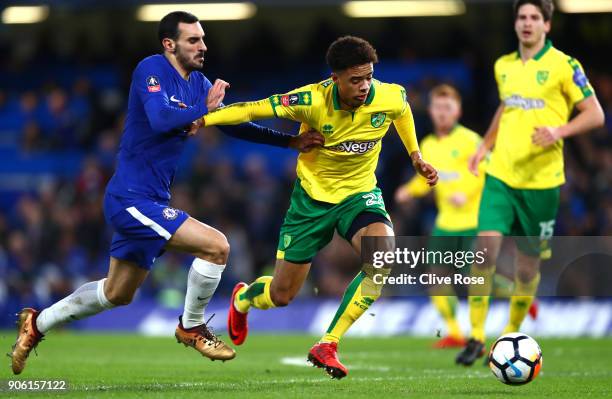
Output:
[363, 192, 384, 207]
[538, 220, 555, 240]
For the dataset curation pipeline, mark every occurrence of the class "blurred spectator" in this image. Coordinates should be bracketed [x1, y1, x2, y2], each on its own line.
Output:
[39, 88, 80, 148]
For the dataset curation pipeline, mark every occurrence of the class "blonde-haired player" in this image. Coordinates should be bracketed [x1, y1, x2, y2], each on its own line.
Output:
[395, 84, 484, 348]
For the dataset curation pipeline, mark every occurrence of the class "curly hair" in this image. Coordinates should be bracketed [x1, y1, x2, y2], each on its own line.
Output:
[325, 36, 378, 72]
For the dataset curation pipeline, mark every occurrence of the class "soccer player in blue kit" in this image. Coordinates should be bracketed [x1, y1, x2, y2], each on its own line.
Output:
[10, 11, 324, 374]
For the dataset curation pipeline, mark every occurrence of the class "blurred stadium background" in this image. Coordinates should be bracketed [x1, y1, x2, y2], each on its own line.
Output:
[1, 0, 611, 337]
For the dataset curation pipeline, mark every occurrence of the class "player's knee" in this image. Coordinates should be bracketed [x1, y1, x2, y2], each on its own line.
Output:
[105, 289, 135, 306]
[270, 288, 294, 307]
[515, 252, 540, 282]
[203, 233, 230, 265]
[516, 264, 538, 283]
[215, 235, 230, 264]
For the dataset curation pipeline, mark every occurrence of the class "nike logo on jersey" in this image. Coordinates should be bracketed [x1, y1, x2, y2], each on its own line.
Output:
[170, 95, 182, 103]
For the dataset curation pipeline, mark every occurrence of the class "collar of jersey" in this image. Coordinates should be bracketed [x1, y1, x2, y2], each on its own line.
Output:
[332, 82, 375, 111]
[434, 124, 460, 141]
[516, 39, 552, 62]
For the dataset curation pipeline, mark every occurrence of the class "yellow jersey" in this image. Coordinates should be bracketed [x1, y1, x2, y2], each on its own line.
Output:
[487, 40, 595, 189]
[204, 79, 419, 203]
[404, 125, 484, 231]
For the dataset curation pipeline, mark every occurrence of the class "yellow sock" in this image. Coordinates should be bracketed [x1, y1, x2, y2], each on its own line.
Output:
[321, 270, 379, 343]
[235, 276, 276, 313]
[503, 272, 540, 334]
[468, 265, 495, 342]
[431, 296, 463, 339]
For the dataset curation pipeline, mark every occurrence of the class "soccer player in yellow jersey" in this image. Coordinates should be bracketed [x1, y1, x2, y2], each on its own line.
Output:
[395, 84, 484, 349]
[456, 0, 604, 366]
[202, 36, 438, 379]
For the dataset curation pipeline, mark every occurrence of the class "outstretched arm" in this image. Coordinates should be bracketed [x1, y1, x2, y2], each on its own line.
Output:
[203, 88, 313, 127]
[202, 99, 277, 126]
[217, 123, 324, 151]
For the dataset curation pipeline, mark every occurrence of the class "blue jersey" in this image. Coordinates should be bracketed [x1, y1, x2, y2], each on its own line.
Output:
[106, 54, 291, 201]
[106, 54, 209, 201]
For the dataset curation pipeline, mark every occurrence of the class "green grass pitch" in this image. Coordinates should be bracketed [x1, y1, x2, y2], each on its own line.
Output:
[1, 332, 611, 398]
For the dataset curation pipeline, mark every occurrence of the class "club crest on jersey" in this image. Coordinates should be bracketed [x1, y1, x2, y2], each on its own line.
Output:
[371, 112, 386, 128]
[147, 76, 161, 92]
[162, 207, 179, 220]
[536, 70, 549, 85]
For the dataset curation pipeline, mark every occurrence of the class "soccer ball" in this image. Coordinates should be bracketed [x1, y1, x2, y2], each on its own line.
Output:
[488, 332, 542, 385]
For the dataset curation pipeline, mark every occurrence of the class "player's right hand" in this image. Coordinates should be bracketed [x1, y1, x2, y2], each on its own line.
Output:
[207, 79, 230, 112]
[289, 129, 325, 152]
[411, 154, 438, 187]
[468, 149, 486, 176]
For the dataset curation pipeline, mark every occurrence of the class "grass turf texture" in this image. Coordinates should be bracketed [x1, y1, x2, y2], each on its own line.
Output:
[1, 332, 611, 398]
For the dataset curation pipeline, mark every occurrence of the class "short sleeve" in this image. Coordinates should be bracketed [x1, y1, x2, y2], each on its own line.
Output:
[562, 57, 594, 106]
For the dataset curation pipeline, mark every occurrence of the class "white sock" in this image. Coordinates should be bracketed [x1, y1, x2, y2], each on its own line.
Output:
[36, 278, 115, 334]
[181, 258, 225, 329]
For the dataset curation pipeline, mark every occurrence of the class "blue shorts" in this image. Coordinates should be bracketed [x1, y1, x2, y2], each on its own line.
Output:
[103, 193, 189, 270]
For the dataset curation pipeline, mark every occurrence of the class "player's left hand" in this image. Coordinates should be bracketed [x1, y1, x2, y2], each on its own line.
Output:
[207, 79, 230, 112]
[412, 154, 438, 186]
[532, 126, 561, 147]
[289, 129, 325, 152]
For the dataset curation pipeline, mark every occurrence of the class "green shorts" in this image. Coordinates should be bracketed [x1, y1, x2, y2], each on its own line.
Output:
[430, 227, 477, 251]
[276, 179, 391, 263]
[478, 174, 560, 257]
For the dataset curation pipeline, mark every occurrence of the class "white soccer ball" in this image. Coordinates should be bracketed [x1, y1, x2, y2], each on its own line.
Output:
[488, 332, 542, 385]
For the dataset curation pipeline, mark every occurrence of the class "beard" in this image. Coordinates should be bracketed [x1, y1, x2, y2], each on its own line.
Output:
[176, 45, 204, 72]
